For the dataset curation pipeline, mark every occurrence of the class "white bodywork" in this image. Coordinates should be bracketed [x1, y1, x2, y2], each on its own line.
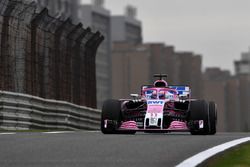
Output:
[144, 100, 165, 129]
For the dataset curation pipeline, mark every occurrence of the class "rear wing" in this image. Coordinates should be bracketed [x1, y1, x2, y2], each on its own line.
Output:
[169, 86, 191, 98]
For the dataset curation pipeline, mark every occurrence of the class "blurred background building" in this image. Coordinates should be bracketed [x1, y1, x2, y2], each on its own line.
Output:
[235, 49, 250, 75]
[202, 54, 250, 132]
[233, 49, 250, 131]
[175, 52, 202, 99]
[112, 42, 202, 100]
[112, 42, 150, 99]
[78, 0, 142, 108]
[78, 0, 111, 109]
[35, 0, 80, 23]
[111, 5, 142, 44]
[202, 68, 231, 132]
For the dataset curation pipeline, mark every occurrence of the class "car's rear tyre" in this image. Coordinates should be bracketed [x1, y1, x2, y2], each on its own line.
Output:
[101, 99, 136, 134]
[189, 100, 210, 135]
[208, 101, 217, 135]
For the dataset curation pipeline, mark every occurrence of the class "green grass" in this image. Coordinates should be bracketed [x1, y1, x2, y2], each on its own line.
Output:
[204, 142, 250, 167]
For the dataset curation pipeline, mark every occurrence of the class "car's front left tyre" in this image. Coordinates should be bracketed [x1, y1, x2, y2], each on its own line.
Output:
[188, 100, 217, 135]
[208, 101, 217, 135]
[189, 100, 210, 135]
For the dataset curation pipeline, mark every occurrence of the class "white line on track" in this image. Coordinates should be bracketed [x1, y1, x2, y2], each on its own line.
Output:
[0, 133, 16, 135]
[84, 131, 100, 133]
[176, 137, 250, 167]
[42, 131, 73, 134]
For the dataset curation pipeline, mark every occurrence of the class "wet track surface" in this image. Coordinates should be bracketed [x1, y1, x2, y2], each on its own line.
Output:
[0, 131, 249, 167]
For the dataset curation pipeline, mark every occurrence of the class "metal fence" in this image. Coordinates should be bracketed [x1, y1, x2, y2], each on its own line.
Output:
[0, 90, 101, 130]
[0, 0, 104, 108]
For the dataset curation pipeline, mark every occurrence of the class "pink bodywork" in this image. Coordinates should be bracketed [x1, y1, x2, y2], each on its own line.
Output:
[120, 120, 188, 131]
[167, 121, 188, 130]
[119, 87, 189, 131]
[120, 121, 138, 130]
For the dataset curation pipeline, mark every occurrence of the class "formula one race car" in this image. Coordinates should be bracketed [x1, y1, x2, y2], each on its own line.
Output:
[101, 74, 217, 135]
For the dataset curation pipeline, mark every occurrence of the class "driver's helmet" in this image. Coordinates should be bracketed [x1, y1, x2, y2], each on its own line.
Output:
[159, 91, 165, 99]
[151, 91, 157, 99]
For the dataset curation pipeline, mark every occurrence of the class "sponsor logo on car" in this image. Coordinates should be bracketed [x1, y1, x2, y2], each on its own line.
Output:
[147, 100, 164, 105]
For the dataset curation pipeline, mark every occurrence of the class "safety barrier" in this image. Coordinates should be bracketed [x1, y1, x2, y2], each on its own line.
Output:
[0, 91, 101, 130]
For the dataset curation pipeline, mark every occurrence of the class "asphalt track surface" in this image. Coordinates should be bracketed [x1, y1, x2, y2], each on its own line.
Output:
[0, 131, 249, 167]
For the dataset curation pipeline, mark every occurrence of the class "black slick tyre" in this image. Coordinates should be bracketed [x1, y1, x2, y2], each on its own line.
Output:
[208, 101, 217, 135]
[189, 100, 210, 135]
[101, 99, 121, 134]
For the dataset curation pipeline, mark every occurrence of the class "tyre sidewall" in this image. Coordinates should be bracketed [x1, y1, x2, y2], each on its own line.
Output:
[101, 99, 122, 134]
[189, 100, 210, 135]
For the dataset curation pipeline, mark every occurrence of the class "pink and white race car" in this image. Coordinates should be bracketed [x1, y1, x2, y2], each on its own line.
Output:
[101, 74, 217, 135]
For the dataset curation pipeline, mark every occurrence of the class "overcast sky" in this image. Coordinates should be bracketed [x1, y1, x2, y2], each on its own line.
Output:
[81, 0, 250, 73]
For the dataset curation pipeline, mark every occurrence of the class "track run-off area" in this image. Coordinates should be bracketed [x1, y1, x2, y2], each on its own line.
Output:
[0, 131, 249, 167]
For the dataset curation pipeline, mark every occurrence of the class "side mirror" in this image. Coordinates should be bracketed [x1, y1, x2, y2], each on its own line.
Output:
[130, 94, 139, 99]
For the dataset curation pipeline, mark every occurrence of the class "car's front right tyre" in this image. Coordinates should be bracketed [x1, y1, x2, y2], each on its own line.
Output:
[101, 99, 121, 134]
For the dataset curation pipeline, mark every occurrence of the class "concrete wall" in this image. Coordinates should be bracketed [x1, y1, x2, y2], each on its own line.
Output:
[0, 91, 100, 130]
